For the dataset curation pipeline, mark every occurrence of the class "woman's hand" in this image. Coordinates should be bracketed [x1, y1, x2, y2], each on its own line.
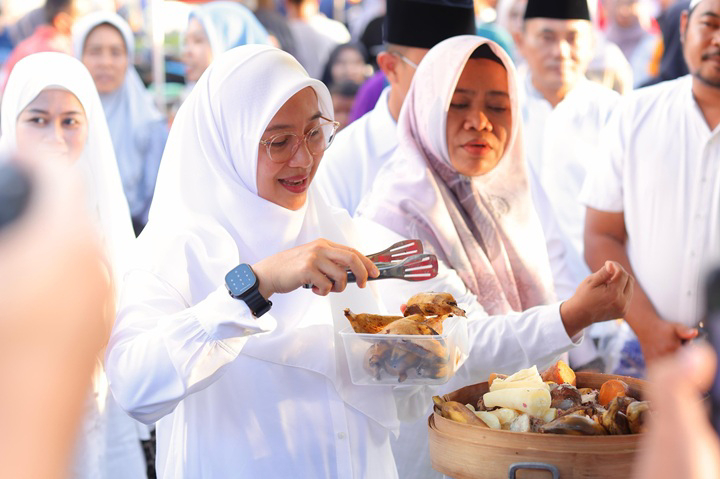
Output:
[560, 260, 634, 337]
[252, 239, 380, 298]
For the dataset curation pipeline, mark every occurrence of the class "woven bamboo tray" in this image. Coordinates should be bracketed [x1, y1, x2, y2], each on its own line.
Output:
[428, 372, 648, 479]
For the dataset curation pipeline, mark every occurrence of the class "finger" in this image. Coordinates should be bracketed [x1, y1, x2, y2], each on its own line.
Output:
[587, 262, 614, 287]
[622, 274, 634, 297]
[316, 258, 349, 292]
[324, 248, 373, 288]
[324, 241, 380, 278]
[306, 269, 335, 296]
[606, 260, 620, 282]
[674, 324, 699, 341]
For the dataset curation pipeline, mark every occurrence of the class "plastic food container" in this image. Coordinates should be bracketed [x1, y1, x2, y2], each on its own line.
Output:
[339, 316, 469, 386]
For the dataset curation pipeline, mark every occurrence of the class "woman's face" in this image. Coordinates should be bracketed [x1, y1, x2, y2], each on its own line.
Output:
[330, 48, 367, 85]
[182, 18, 213, 83]
[15, 89, 88, 164]
[81, 23, 128, 94]
[257, 87, 324, 211]
[446, 58, 511, 176]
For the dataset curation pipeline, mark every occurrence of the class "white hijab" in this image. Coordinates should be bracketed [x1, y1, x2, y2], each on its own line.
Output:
[0, 52, 134, 289]
[358, 36, 556, 315]
[138, 45, 398, 431]
[73, 12, 165, 219]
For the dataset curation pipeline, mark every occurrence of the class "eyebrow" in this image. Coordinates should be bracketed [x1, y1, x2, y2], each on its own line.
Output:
[487, 91, 510, 99]
[453, 89, 510, 98]
[25, 108, 83, 115]
[699, 12, 720, 19]
[265, 111, 323, 132]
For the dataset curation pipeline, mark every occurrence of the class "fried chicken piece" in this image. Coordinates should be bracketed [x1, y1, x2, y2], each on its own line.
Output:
[344, 309, 402, 334]
[404, 292, 466, 317]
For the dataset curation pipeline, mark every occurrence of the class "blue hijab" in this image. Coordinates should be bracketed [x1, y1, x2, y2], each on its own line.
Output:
[190, 1, 270, 56]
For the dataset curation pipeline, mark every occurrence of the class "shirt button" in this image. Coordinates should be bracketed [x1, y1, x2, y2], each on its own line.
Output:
[337, 432, 346, 440]
[687, 291, 692, 297]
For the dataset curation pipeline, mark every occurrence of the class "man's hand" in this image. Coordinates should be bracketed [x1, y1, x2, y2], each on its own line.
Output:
[634, 317, 698, 366]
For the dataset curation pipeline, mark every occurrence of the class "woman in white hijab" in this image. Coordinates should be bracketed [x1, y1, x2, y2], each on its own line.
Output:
[105, 44, 412, 478]
[73, 11, 168, 234]
[0, 52, 147, 479]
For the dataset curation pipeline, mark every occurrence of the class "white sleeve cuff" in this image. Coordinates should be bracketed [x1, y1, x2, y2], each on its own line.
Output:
[192, 286, 276, 352]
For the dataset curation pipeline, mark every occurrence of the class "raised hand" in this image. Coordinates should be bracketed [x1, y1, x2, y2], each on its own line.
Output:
[560, 260, 634, 337]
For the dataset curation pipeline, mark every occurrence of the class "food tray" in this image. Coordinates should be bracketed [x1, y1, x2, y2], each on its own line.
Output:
[428, 372, 648, 478]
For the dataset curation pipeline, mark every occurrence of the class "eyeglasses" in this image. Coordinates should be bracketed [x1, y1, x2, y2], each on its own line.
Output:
[388, 51, 419, 70]
[259, 118, 340, 164]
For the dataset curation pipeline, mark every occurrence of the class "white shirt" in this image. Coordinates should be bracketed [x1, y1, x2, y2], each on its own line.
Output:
[520, 73, 620, 259]
[315, 87, 398, 215]
[108, 274, 403, 479]
[107, 218, 581, 479]
[580, 75, 720, 327]
[288, 15, 350, 79]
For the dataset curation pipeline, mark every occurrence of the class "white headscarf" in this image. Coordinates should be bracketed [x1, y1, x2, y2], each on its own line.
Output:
[358, 36, 556, 315]
[137, 45, 398, 430]
[73, 11, 165, 220]
[0, 52, 134, 289]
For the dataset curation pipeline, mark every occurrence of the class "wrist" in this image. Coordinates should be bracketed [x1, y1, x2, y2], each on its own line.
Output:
[559, 298, 589, 338]
[252, 261, 274, 299]
[625, 310, 663, 338]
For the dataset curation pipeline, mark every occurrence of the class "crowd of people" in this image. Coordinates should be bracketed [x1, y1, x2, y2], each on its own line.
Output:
[0, 0, 719, 478]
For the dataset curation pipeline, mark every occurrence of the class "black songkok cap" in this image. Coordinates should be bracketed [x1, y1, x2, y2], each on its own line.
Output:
[523, 0, 591, 21]
[384, 0, 476, 49]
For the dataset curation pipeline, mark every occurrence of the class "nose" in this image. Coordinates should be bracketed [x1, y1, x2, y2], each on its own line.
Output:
[51, 122, 66, 145]
[287, 139, 314, 168]
[555, 39, 572, 60]
[464, 108, 492, 132]
[712, 29, 720, 47]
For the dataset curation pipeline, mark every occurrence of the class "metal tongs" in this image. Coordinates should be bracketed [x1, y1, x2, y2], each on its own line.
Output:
[302, 239, 439, 289]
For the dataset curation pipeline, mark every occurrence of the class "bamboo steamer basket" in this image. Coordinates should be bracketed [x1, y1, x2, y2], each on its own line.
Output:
[428, 372, 648, 479]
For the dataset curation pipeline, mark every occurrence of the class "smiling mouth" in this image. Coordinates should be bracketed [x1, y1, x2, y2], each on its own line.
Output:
[278, 176, 309, 193]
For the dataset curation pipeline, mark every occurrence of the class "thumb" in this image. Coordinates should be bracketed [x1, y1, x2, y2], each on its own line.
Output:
[673, 323, 699, 340]
[588, 261, 615, 287]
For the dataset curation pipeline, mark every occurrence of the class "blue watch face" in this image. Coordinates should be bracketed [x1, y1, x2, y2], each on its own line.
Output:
[225, 264, 257, 297]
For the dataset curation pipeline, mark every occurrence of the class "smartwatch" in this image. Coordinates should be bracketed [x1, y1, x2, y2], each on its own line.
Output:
[225, 264, 272, 318]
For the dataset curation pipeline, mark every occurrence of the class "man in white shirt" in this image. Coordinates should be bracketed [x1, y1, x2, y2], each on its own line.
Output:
[285, 0, 351, 79]
[516, 0, 621, 261]
[314, 0, 476, 215]
[515, 0, 622, 370]
[581, 0, 720, 371]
